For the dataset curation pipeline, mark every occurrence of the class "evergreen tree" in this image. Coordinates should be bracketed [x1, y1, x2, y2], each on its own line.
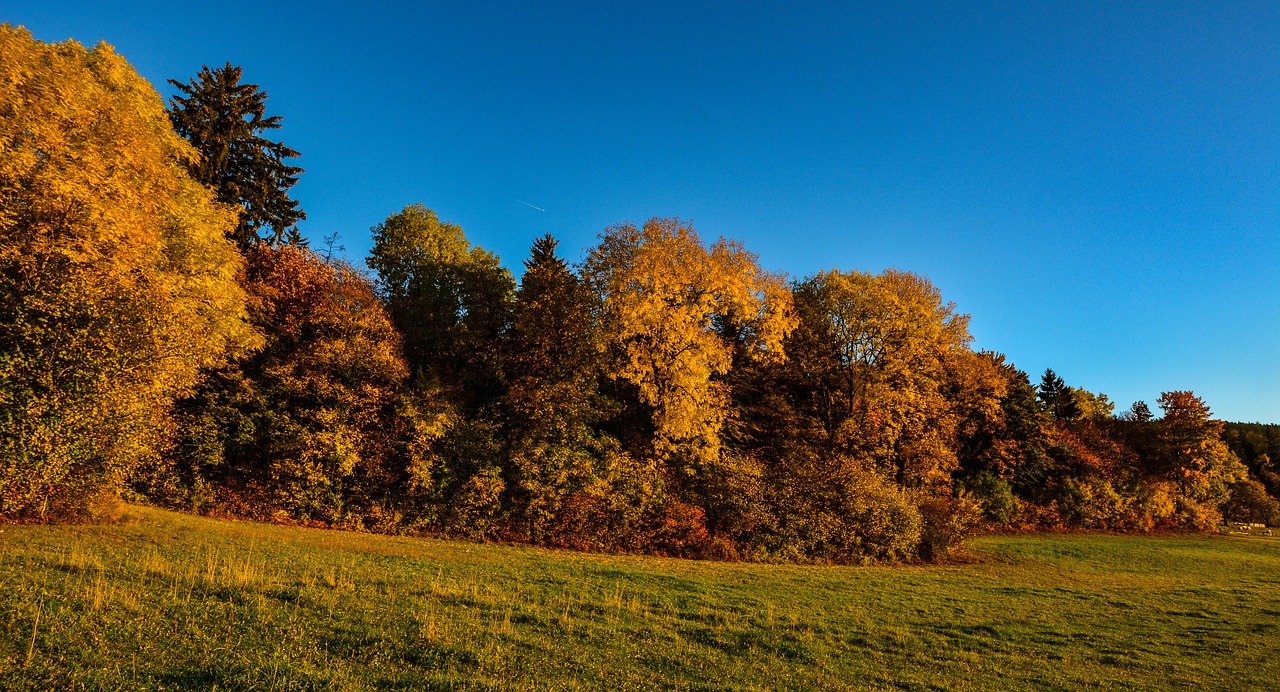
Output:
[168, 63, 305, 250]
[500, 234, 649, 545]
[1038, 369, 1080, 421]
[1125, 400, 1154, 423]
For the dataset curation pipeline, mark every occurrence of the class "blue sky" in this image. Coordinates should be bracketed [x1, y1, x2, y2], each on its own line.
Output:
[9, 1, 1279, 422]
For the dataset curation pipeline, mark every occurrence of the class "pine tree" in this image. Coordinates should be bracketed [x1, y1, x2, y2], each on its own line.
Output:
[500, 234, 625, 542]
[1038, 369, 1080, 421]
[168, 63, 305, 250]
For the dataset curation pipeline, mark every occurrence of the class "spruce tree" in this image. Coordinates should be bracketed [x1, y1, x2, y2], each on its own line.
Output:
[168, 63, 305, 250]
[1038, 368, 1080, 421]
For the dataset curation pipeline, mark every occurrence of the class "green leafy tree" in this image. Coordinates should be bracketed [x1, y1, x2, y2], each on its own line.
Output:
[168, 63, 305, 250]
[0, 27, 255, 519]
[1071, 387, 1114, 420]
[367, 204, 514, 412]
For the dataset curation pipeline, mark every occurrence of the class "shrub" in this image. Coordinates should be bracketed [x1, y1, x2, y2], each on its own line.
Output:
[916, 490, 982, 561]
[963, 470, 1019, 525]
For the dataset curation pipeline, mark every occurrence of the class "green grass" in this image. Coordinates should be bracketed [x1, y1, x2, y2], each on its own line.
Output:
[1, 507, 1277, 689]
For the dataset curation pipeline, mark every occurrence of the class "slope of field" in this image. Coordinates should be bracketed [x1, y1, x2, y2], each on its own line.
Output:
[0, 506, 1277, 689]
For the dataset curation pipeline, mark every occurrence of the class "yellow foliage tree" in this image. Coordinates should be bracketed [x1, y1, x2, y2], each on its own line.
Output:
[0, 26, 255, 519]
[583, 218, 795, 475]
[789, 269, 1004, 488]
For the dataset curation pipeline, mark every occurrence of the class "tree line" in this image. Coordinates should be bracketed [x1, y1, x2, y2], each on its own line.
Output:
[3, 28, 1277, 563]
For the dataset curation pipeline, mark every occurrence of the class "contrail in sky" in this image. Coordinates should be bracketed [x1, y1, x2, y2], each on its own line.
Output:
[516, 199, 547, 212]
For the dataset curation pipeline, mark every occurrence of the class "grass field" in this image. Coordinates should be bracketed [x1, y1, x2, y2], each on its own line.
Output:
[1, 506, 1277, 690]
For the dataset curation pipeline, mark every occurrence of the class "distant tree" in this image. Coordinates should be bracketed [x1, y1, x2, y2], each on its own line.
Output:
[1224, 479, 1280, 526]
[1038, 369, 1080, 421]
[0, 27, 255, 519]
[1071, 387, 1114, 420]
[1124, 400, 1154, 423]
[1221, 422, 1280, 498]
[168, 62, 305, 250]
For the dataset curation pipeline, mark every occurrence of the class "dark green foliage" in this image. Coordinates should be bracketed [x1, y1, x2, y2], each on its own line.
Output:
[1222, 422, 1280, 496]
[1038, 369, 1080, 421]
[963, 469, 1018, 524]
[499, 234, 653, 547]
[168, 63, 305, 249]
[366, 204, 514, 413]
[1125, 400, 1154, 423]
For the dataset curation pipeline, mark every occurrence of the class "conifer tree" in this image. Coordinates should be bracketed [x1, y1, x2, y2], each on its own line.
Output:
[168, 63, 305, 250]
[1038, 369, 1080, 421]
[500, 234, 646, 544]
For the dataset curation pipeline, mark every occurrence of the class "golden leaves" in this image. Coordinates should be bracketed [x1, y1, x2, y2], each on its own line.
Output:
[0, 26, 250, 517]
[584, 218, 795, 467]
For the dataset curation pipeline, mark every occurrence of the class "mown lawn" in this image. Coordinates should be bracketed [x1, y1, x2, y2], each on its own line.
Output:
[0, 506, 1277, 690]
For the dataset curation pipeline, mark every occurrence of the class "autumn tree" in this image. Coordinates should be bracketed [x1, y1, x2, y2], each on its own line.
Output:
[367, 204, 514, 412]
[0, 27, 255, 519]
[954, 353, 1050, 522]
[582, 218, 795, 484]
[148, 245, 413, 525]
[785, 269, 1001, 488]
[1152, 391, 1247, 527]
[168, 63, 305, 249]
[766, 269, 1001, 558]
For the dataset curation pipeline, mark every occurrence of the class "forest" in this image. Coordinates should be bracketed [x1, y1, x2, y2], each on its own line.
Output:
[3, 27, 1278, 564]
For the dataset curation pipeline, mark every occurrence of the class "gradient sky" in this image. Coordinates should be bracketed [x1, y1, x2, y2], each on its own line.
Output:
[9, 1, 1279, 422]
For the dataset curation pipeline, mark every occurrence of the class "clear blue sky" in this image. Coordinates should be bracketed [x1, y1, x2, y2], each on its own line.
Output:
[9, 1, 1279, 423]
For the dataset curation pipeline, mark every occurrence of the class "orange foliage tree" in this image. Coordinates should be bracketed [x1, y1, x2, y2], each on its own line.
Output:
[149, 245, 412, 526]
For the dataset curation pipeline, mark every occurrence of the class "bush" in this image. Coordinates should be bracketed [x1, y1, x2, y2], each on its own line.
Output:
[766, 448, 923, 564]
[963, 470, 1018, 525]
[1056, 477, 1127, 529]
[916, 490, 982, 561]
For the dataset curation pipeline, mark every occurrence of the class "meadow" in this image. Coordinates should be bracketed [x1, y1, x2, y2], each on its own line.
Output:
[1, 506, 1277, 690]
